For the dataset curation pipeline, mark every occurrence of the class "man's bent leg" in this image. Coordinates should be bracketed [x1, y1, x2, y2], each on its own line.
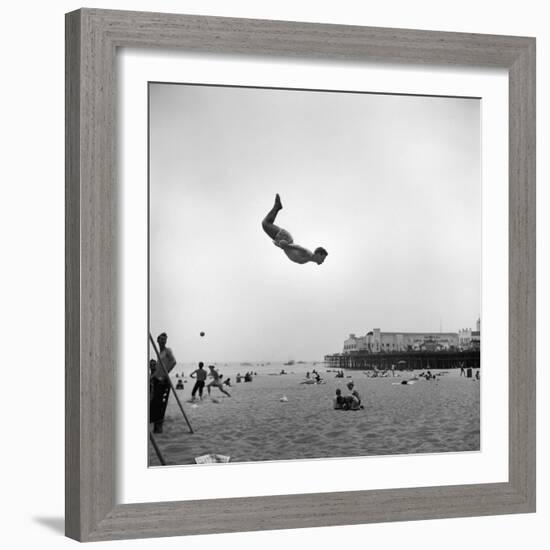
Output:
[214, 381, 231, 397]
[262, 194, 283, 239]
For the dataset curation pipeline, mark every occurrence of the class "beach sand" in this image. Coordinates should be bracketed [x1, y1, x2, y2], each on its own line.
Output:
[149, 364, 480, 466]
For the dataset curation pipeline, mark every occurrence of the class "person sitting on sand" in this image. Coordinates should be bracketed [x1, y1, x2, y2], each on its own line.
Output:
[207, 365, 231, 397]
[346, 382, 363, 410]
[333, 389, 345, 410]
[262, 194, 328, 265]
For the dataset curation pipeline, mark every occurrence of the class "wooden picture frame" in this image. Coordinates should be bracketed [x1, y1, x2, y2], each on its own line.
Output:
[65, 8, 536, 542]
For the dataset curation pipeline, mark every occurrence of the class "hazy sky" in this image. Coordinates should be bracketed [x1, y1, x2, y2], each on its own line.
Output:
[149, 83, 480, 362]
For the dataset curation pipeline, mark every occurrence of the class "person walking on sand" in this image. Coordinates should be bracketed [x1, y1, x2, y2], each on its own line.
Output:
[207, 365, 231, 397]
[190, 362, 207, 400]
[149, 332, 177, 433]
[262, 194, 328, 265]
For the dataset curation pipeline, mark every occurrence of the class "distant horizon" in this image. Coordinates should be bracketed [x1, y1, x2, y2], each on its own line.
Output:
[149, 317, 481, 364]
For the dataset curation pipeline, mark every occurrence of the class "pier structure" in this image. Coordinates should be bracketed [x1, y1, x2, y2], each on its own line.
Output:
[324, 350, 480, 371]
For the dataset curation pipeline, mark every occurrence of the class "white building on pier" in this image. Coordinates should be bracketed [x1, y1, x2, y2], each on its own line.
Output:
[343, 318, 480, 354]
[343, 328, 459, 353]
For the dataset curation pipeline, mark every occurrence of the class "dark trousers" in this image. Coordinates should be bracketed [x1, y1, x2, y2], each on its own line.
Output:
[191, 380, 205, 397]
[150, 378, 170, 432]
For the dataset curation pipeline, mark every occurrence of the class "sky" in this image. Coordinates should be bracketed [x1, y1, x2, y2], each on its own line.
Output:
[149, 83, 481, 363]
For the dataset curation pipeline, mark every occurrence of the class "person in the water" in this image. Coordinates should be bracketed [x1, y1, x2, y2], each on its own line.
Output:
[262, 194, 328, 265]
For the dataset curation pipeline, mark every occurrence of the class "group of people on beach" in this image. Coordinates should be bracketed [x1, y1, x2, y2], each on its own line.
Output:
[188, 362, 232, 399]
[459, 362, 480, 380]
[149, 333, 234, 433]
[333, 381, 363, 411]
[236, 372, 254, 383]
[305, 369, 323, 383]
[149, 194, 327, 433]
[174, 361, 233, 398]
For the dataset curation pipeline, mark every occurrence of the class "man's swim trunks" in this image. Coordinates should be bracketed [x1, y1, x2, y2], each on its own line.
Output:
[274, 228, 293, 244]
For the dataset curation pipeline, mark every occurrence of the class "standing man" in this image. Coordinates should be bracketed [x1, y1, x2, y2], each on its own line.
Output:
[149, 332, 177, 434]
[190, 362, 207, 400]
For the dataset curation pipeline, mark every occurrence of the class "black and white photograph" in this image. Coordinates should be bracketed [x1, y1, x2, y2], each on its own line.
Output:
[148, 82, 481, 466]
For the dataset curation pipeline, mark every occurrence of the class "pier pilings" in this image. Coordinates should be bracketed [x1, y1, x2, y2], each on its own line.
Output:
[324, 350, 480, 370]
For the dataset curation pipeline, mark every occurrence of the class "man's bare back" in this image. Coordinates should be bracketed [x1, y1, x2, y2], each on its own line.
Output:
[262, 194, 328, 265]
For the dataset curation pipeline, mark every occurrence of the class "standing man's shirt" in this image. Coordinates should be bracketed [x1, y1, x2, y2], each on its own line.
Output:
[192, 368, 207, 382]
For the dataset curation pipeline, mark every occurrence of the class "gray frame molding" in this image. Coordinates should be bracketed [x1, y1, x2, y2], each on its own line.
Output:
[65, 8, 536, 542]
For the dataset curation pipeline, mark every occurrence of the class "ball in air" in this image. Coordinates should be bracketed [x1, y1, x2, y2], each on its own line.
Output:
[200, 331, 205, 337]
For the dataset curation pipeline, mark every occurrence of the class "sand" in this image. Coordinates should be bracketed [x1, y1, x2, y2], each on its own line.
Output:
[149, 363, 480, 466]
